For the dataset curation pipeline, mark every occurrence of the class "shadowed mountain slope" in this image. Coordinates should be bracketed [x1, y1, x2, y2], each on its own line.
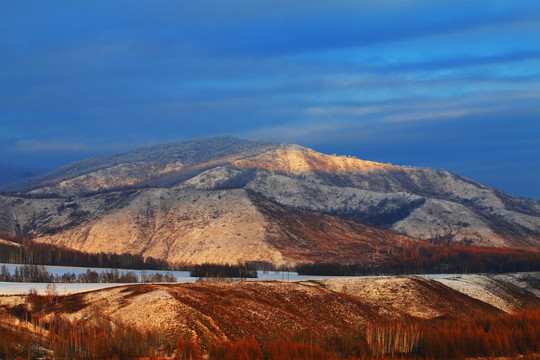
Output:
[0, 165, 48, 188]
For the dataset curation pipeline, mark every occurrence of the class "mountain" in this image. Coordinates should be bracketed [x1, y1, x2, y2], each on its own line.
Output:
[0, 165, 49, 189]
[0, 136, 538, 265]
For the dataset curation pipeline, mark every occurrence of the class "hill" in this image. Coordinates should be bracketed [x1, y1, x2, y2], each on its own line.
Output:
[0, 273, 538, 358]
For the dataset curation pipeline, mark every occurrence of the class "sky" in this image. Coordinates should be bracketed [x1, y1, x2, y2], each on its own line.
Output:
[1, 1, 539, 199]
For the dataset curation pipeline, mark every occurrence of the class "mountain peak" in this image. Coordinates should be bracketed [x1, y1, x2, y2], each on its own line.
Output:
[234, 143, 394, 175]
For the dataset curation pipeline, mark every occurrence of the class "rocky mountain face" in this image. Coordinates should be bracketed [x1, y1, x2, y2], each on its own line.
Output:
[1, 136, 538, 264]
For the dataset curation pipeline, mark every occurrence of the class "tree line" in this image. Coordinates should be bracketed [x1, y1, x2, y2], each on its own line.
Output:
[190, 263, 258, 279]
[0, 232, 169, 270]
[297, 243, 540, 276]
[3, 232, 539, 278]
[0, 264, 176, 284]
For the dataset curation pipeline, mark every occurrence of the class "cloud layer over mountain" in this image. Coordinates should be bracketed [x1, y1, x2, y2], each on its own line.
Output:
[1, 1, 539, 198]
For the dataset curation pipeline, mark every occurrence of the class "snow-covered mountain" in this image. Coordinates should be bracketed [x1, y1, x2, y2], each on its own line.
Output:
[1, 136, 538, 264]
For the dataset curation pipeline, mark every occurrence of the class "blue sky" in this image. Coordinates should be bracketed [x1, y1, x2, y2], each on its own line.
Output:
[1, 1, 539, 199]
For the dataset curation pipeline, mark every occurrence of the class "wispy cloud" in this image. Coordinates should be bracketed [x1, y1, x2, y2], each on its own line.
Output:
[11, 141, 92, 153]
[10, 140, 138, 154]
[304, 106, 382, 117]
[381, 109, 475, 123]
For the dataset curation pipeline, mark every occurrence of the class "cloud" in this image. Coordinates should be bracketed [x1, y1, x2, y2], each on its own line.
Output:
[381, 110, 475, 123]
[1, 1, 539, 198]
[168, 1, 540, 57]
[9, 140, 136, 154]
[304, 106, 382, 117]
[238, 122, 350, 145]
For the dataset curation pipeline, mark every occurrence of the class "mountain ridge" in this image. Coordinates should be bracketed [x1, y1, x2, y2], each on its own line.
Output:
[0, 164, 49, 189]
[4, 135, 279, 195]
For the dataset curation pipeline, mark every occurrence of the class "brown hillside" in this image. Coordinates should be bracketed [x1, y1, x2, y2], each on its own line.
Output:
[1, 276, 516, 347]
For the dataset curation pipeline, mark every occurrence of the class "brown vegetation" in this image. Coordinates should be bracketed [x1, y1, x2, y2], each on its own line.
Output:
[1, 303, 539, 359]
[388, 242, 540, 274]
[252, 192, 415, 265]
[297, 243, 540, 275]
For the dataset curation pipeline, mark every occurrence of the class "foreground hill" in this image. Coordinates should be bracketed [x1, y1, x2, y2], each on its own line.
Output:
[1, 274, 539, 359]
[0, 273, 538, 347]
[0, 136, 539, 264]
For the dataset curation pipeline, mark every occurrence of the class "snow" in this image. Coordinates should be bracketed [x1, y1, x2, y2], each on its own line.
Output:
[0, 282, 134, 295]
